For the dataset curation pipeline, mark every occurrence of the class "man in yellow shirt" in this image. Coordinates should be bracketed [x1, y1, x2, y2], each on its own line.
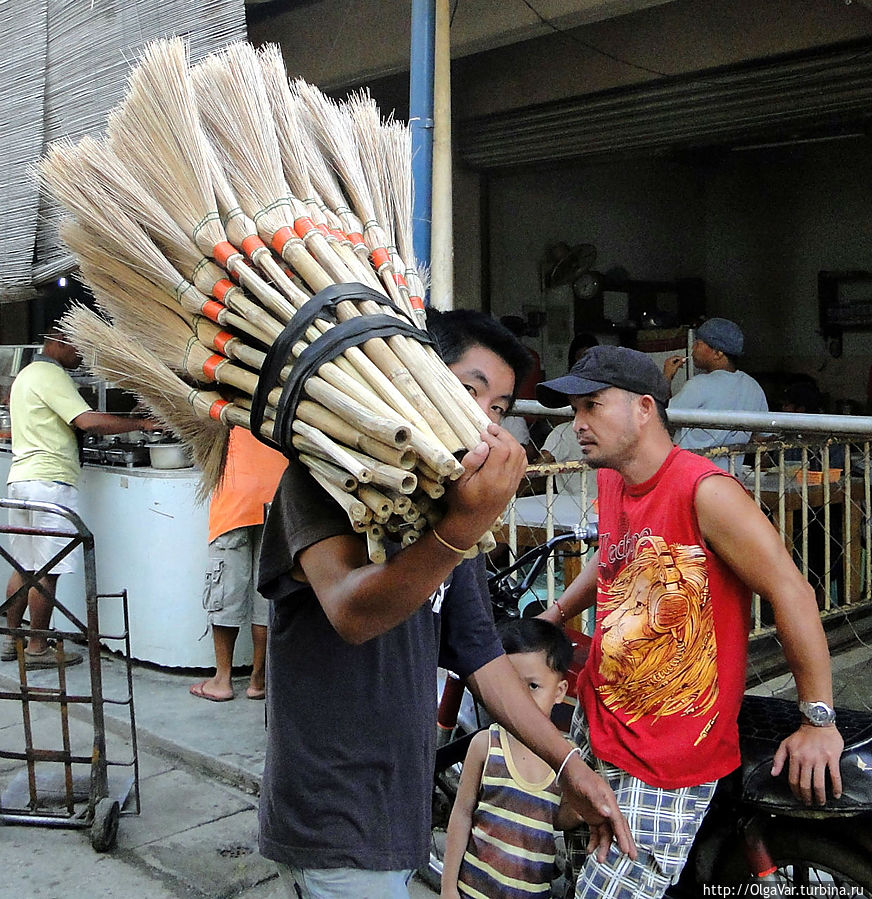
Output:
[3, 328, 156, 669]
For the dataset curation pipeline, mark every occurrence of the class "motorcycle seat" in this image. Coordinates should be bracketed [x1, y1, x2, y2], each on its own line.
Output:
[738, 694, 872, 816]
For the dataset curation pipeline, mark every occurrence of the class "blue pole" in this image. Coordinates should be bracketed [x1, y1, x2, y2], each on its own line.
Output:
[409, 0, 435, 302]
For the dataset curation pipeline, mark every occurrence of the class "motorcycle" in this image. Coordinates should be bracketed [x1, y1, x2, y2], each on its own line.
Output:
[658, 692, 872, 897]
[425, 531, 872, 897]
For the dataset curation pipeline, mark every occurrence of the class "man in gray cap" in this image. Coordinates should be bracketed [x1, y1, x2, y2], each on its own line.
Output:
[536, 345, 842, 899]
[663, 317, 768, 461]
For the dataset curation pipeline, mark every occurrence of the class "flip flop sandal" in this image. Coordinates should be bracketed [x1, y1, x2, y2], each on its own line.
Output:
[189, 681, 234, 702]
[24, 648, 83, 669]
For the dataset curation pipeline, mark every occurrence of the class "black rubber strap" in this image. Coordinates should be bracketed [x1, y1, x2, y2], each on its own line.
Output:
[250, 282, 431, 456]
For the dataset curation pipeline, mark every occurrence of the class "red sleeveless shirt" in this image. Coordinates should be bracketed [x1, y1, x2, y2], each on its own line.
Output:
[579, 447, 751, 788]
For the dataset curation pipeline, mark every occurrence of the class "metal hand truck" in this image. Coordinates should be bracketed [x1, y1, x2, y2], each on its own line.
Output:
[0, 498, 140, 851]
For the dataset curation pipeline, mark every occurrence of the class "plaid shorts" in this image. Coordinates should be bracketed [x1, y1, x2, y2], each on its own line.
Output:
[566, 705, 717, 899]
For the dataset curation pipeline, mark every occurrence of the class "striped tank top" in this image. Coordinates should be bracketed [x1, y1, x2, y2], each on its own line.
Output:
[457, 723, 562, 898]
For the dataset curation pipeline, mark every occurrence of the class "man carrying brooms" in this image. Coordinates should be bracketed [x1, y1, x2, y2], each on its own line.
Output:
[256, 310, 636, 898]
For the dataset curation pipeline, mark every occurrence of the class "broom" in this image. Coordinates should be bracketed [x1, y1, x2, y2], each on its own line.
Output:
[78, 227, 461, 484]
[55, 134, 300, 331]
[189, 43, 352, 291]
[106, 41, 299, 320]
[61, 223, 277, 348]
[185, 47, 460, 452]
[380, 118, 429, 315]
[60, 305, 245, 495]
[257, 44, 383, 294]
[46, 39, 502, 556]
[294, 79, 409, 313]
[345, 91, 425, 327]
[188, 45, 469, 456]
[38, 145, 286, 345]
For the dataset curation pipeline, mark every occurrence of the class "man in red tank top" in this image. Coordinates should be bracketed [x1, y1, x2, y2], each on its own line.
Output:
[537, 345, 844, 899]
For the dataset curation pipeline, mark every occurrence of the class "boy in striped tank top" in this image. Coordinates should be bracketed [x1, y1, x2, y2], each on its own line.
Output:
[442, 619, 582, 898]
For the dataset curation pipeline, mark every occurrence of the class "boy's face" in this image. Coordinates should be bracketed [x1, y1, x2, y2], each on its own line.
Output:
[448, 345, 515, 424]
[507, 650, 568, 718]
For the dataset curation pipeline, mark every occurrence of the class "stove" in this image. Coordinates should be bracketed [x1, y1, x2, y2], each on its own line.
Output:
[82, 440, 151, 468]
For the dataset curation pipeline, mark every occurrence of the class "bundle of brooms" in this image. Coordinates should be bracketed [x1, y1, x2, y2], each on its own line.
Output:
[41, 37, 499, 562]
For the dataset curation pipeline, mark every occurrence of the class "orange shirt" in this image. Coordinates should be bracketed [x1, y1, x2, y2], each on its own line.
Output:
[208, 427, 288, 543]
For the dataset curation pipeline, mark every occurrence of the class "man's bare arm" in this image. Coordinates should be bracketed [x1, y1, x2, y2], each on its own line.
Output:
[695, 475, 844, 805]
[300, 424, 527, 643]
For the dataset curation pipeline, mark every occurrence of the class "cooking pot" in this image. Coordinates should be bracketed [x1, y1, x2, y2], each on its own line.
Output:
[148, 443, 193, 469]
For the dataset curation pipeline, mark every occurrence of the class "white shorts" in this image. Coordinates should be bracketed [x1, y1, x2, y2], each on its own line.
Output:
[6, 481, 82, 576]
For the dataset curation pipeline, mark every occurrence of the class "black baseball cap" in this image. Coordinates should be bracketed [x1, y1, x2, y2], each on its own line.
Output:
[537, 345, 670, 408]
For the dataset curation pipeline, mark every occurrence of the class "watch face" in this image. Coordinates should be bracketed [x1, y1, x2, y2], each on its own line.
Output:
[800, 701, 835, 725]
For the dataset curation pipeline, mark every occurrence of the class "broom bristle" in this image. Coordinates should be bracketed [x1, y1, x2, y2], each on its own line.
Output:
[382, 120, 415, 269]
[61, 305, 232, 497]
[107, 36, 226, 256]
[69, 136, 205, 279]
[258, 45, 317, 208]
[191, 46, 295, 235]
[41, 147, 193, 301]
[347, 91, 393, 246]
[296, 80, 377, 226]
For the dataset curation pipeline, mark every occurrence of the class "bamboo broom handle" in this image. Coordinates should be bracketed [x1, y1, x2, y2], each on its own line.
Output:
[404, 427, 463, 478]
[401, 530, 420, 548]
[302, 376, 411, 448]
[180, 285, 275, 346]
[415, 460, 446, 484]
[184, 343, 282, 406]
[343, 447, 417, 495]
[390, 494, 413, 516]
[353, 292, 490, 436]
[310, 469, 368, 524]
[291, 420, 372, 483]
[188, 262, 285, 340]
[366, 529, 387, 564]
[416, 473, 445, 500]
[328, 298, 465, 452]
[271, 287, 447, 448]
[245, 273, 446, 448]
[356, 484, 393, 519]
[295, 402, 417, 471]
[191, 317, 268, 371]
[298, 452, 358, 493]
[210, 168, 314, 310]
[304, 205, 383, 292]
[265, 218, 335, 293]
[274, 329, 454, 468]
[286, 199, 360, 286]
[355, 297, 488, 444]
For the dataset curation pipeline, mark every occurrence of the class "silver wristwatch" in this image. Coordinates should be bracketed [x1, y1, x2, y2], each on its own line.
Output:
[798, 700, 836, 727]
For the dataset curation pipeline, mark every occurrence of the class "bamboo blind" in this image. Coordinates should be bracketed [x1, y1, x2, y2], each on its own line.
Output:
[0, 0, 247, 303]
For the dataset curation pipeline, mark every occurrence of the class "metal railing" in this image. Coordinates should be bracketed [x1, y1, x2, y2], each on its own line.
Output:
[503, 403, 872, 638]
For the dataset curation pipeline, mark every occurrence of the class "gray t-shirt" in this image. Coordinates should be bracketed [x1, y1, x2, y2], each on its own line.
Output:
[257, 456, 503, 871]
[669, 369, 768, 452]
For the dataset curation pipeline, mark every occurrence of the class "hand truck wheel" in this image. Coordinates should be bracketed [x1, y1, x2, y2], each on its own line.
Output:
[91, 797, 121, 852]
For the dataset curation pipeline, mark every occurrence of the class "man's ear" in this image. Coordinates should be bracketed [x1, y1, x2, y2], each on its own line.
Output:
[637, 393, 658, 423]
